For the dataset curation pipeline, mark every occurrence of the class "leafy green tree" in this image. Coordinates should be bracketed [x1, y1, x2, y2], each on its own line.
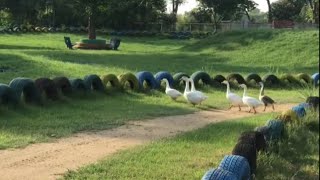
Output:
[271, 0, 305, 21]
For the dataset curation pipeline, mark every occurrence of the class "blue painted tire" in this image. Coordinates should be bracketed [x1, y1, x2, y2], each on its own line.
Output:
[154, 71, 174, 88]
[136, 71, 158, 90]
[266, 120, 285, 140]
[218, 155, 251, 180]
[292, 105, 306, 118]
[201, 168, 237, 180]
[312, 73, 319, 86]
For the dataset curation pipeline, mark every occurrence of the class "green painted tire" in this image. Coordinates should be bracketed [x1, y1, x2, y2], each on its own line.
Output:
[80, 39, 106, 45]
[266, 119, 285, 141]
[245, 73, 262, 84]
[101, 74, 121, 89]
[83, 75, 106, 93]
[118, 73, 139, 91]
[212, 75, 226, 83]
[190, 71, 212, 88]
[35, 78, 59, 100]
[280, 74, 300, 85]
[0, 83, 19, 105]
[52, 77, 72, 95]
[227, 73, 246, 85]
[69, 79, 88, 92]
[9, 78, 41, 104]
[296, 73, 312, 84]
[173, 72, 189, 88]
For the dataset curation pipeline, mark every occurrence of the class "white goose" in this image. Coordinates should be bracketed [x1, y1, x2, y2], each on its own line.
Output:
[188, 78, 208, 104]
[239, 84, 263, 114]
[162, 79, 182, 100]
[221, 80, 243, 111]
[181, 77, 205, 106]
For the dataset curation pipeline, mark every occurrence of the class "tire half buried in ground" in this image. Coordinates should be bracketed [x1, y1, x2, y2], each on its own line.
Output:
[9, 78, 41, 104]
[118, 73, 139, 91]
[83, 75, 106, 93]
[0, 83, 19, 105]
[35, 78, 59, 100]
[136, 71, 158, 90]
[101, 74, 121, 90]
[190, 71, 212, 88]
[69, 79, 88, 93]
[53, 77, 72, 95]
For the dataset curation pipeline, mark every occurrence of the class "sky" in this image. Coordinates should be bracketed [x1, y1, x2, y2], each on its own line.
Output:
[167, 0, 279, 14]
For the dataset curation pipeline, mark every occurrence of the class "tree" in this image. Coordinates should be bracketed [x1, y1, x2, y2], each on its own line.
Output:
[266, 0, 273, 22]
[271, 0, 305, 21]
[196, 0, 256, 31]
[305, 0, 319, 23]
[171, 0, 185, 23]
[72, 0, 108, 39]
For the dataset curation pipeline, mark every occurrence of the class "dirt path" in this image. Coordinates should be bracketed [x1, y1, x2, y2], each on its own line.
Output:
[0, 104, 295, 180]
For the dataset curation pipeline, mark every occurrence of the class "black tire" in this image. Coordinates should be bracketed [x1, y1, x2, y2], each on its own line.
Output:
[69, 79, 88, 92]
[9, 78, 41, 104]
[0, 84, 19, 105]
[291, 105, 306, 118]
[263, 74, 281, 86]
[212, 75, 226, 84]
[245, 73, 262, 85]
[254, 126, 271, 141]
[190, 71, 212, 88]
[136, 71, 158, 90]
[265, 119, 285, 141]
[35, 78, 59, 100]
[154, 71, 174, 89]
[280, 74, 300, 85]
[118, 73, 139, 91]
[296, 73, 312, 84]
[218, 155, 251, 179]
[231, 143, 257, 174]
[52, 77, 72, 95]
[201, 168, 237, 180]
[306, 96, 319, 111]
[173, 72, 189, 88]
[101, 74, 121, 89]
[83, 75, 106, 93]
[237, 131, 267, 152]
[226, 73, 246, 85]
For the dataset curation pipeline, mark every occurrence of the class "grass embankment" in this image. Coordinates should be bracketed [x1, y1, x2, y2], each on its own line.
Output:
[0, 30, 318, 149]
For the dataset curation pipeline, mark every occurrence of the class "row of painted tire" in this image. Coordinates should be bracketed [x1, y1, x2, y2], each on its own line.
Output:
[0, 71, 319, 106]
[201, 97, 319, 180]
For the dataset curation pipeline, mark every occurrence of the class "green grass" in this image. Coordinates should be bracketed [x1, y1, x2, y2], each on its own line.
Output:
[0, 29, 319, 149]
[63, 112, 319, 180]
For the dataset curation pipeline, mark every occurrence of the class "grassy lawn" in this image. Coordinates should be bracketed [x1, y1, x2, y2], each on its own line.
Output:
[63, 112, 319, 180]
[0, 29, 319, 149]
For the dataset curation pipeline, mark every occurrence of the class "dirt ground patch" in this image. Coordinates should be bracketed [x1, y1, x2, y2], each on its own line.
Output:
[0, 104, 295, 180]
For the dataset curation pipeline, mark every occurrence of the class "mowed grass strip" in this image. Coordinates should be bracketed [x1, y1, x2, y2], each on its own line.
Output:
[63, 113, 319, 180]
[0, 29, 318, 149]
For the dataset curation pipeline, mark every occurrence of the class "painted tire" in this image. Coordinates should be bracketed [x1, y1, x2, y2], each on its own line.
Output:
[35, 78, 59, 100]
[218, 155, 251, 179]
[306, 96, 319, 110]
[118, 73, 139, 91]
[52, 77, 72, 95]
[292, 105, 306, 118]
[101, 74, 121, 89]
[83, 75, 106, 93]
[190, 71, 212, 88]
[154, 71, 174, 88]
[266, 119, 285, 140]
[296, 73, 312, 84]
[0, 83, 19, 105]
[212, 75, 226, 83]
[201, 168, 237, 180]
[254, 126, 271, 142]
[226, 73, 246, 85]
[69, 79, 88, 92]
[277, 109, 298, 123]
[298, 103, 311, 109]
[245, 73, 262, 84]
[280, 74, 300, 85]
[263, 74, 281, 86]
[9, 78, 41, 104]
[173, 72, 189, 88]
[231, 143, 257, 174]
[136, 71, 158, 90]
[312, 73, 319, 86]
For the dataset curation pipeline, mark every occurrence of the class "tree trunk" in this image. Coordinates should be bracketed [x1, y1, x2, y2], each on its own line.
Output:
[266, 0, 272, 23]
[88, 14, 96, 40]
